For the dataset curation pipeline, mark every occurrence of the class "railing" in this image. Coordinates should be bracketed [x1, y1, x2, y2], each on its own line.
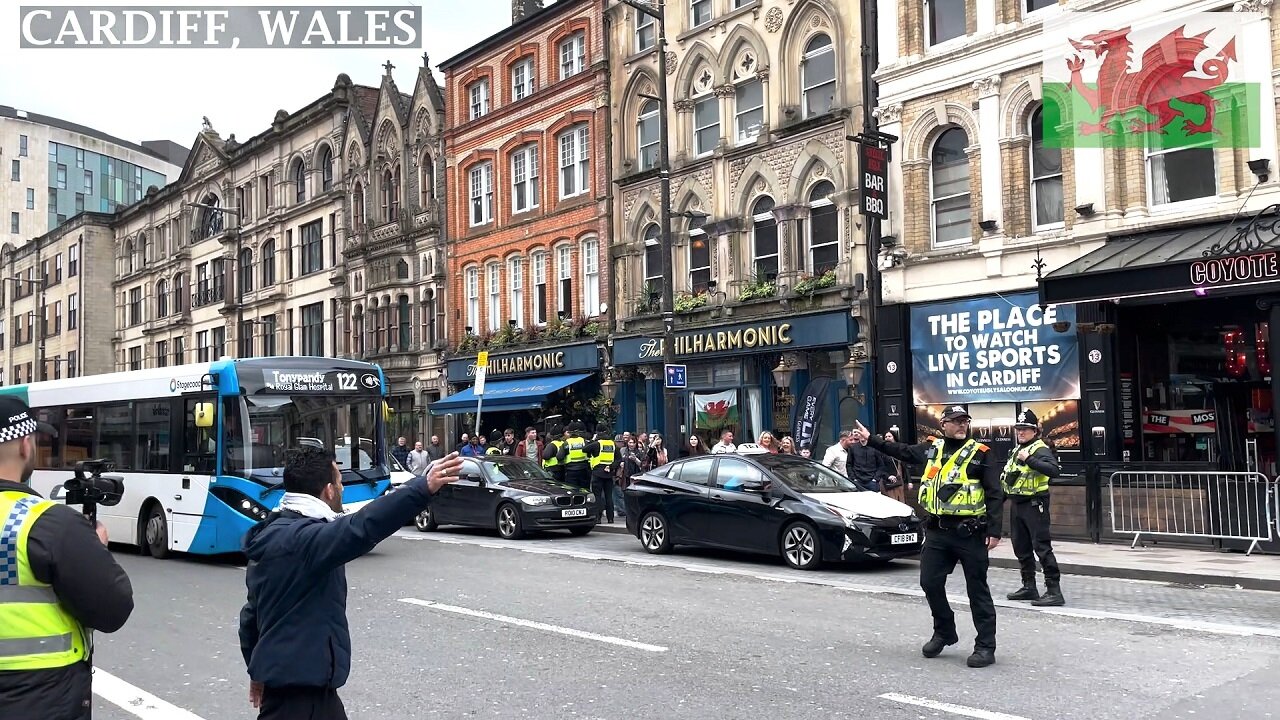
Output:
[191, 287, 225, 308]
[1107, 470, 1276, 556]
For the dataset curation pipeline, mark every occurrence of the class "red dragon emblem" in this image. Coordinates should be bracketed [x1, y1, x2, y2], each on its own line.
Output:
[704, 400, 731, 422]
[1066, 25, 1236, 136]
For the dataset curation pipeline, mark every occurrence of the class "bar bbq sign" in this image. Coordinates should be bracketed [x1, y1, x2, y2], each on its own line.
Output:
[859, 143, 888, 219]
[909, 292, 1079, 404]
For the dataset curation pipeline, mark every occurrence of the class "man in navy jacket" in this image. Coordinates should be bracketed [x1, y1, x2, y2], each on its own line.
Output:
[239, 446, 462, 719]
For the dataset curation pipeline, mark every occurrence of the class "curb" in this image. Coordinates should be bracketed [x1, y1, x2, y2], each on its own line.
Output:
[590, 522, 1280, 591]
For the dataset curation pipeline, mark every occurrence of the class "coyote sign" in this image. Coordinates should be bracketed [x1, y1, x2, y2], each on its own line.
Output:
[1042, 12, 1262, 148]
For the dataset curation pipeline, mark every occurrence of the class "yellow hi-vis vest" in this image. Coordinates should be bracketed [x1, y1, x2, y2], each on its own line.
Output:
[564, 436, 589, 464]
[1002, 439, 1051, 496]
[543, 440, 565, 468]
[0, 491, 89, 671]
[590, 440, 616, 469]
[919, 438, 987, 517]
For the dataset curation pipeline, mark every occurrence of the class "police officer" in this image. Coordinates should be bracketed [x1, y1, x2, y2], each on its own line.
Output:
[1004, 409, 1064, 607]
[559, 421, 592, 491]
[853, 407, 1003, 668]
[0, 397, 134, 719]
[541, 425, 567, 484]
[584, 433, 617, 523]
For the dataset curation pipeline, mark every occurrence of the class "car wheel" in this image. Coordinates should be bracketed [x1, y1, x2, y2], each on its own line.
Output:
[496, 503, 525, 540]
[143, 504, 171, 560]
[414, 507, 438, 532]
[568, 525, 594, 537]
[781, 521, 821, 570]
[639, 511, 672, 554]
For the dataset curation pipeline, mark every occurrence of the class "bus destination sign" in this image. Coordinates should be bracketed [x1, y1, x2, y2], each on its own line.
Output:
[258, 369, 382, 394]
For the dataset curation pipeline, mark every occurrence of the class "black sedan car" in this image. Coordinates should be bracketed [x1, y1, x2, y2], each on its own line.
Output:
[623, 446, 923, 569]
[413, 456, 598, 539]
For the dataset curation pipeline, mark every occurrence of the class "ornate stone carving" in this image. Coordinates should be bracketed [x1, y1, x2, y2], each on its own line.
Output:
[810, 12, 827, 27]
[1233, 0, 1273, 11]
[872, 103, 903, 124]
[666, 52, 678, 74]
[733, 49, 757, 80]
[694, 66, 716, 94]
[972, 75, 1001, 98]
[755, 179, 767, 193]
[714, 84, 737, 98]
[673, 99, 696, 112]
[764, 6, 783, 32]
[813, 164, 827, 178]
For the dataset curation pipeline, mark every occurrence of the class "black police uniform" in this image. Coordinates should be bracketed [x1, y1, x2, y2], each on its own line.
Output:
[867, 409, 1003, 668]
[1005, 410, 1064, 606]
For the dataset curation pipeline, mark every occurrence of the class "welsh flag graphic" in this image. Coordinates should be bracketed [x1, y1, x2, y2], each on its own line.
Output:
[694, 389, 739, 430]
[1040, 11, 1264, 149]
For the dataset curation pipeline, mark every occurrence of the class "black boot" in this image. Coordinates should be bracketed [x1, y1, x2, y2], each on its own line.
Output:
[967, 648, 995, 668]
[1032, 581, 1065, 607]
[1006, 582, 1039, 601]
[921, 633, 958, 658]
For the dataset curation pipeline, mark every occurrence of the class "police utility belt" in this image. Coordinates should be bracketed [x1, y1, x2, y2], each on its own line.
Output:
[926, 515, 988, 537]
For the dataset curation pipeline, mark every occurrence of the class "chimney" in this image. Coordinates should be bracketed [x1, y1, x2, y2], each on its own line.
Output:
[512, 0, 544, 23]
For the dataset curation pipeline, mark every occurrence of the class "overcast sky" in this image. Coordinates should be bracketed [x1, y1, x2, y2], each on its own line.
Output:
[0, 0, 514, 150]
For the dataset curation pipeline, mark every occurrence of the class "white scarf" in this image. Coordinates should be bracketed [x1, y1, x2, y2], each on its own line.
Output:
[278, 492, 341, 521]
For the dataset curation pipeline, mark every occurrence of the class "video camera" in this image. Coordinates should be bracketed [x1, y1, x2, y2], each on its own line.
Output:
[63, 459, 124, 522]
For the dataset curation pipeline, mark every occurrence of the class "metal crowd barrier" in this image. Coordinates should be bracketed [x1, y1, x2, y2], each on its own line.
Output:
[1107, 471, 1276, 556]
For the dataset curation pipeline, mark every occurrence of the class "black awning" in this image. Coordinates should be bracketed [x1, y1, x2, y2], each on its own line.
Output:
[1039, 208, 1280, 305]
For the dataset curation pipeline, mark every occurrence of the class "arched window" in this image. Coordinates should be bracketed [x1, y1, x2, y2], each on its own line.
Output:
[508, 255, 524, 328]
[397, 295, 412, 349]
[352, 182, 366, 228]
[320, 146, 333, 192]
[396, 258, 409, 280]
[199, 193, 223, 239]
[465, 266, 479, 333]
[260, 239, 276, 287]
[931, 127, 971, 246]
[124, 238, 135, 274]
[173, 273, 186, 314]
[807, 181, 838, 273]
[486, 261, 501, 332]
[422, 289, 438, 346]
[1030, 106, 1063, 228]
[642, 224, 662, 301]
[382, 167, 400, 220]
[353, 304, 365, 355]
[582, 237, 600, 318]
[802, 34, 836, 118]
[692, 74, 720, 157]
[420, 153, 435, 205]
[751, 196, 778, 280]
[156, 279, 169, 317]
[293, 159, 306, 204]
[637, 99, 660, 171]
[238, 247, 254, 294]
[687, 214, 710, 294]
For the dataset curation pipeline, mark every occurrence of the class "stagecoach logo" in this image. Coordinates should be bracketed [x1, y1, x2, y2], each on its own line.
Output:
[169, 377, 204, 393]
[360, 373, 380, 389]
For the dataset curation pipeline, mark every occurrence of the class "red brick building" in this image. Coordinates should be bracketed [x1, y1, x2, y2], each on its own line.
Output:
[436, 0, 612, 430]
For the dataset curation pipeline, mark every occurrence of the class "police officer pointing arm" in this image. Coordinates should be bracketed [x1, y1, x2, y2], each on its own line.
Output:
[852, 405, 1003, 669]
[0, 397, 134, 719]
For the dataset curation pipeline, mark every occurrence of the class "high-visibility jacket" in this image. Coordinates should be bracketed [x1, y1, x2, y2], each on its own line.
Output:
[919, 438, 987, 517]
[0, 491, 89, 671]
[1002, 439, 1051, 496]
[589, 440, 616, 469]
[485, 446, 502, 455]
[543, 440, 565, 468]
[564, 436, 589, 465]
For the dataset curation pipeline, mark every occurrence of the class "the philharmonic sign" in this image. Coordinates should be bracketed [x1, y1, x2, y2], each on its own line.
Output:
[445, 342, 600, 384]
[612, 311, 854, 366]
[909, 292, 1079, 404]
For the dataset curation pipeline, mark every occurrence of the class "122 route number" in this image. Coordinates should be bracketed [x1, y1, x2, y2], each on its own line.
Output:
[337, 372, 358, 390]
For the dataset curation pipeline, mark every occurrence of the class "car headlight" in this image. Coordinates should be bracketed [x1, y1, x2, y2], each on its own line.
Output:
[586, 493, 596, 503]
[520, 495, 551, 506]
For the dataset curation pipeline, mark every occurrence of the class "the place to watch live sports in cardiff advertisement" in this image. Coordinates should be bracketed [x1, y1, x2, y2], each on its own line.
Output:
[877, 291, 1082, 463]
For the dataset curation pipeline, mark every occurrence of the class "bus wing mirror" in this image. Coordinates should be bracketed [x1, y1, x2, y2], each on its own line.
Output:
[193, 402, 214, 429]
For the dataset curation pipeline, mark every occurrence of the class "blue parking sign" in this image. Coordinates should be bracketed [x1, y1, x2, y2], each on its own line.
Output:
[665, 364, 687, 389]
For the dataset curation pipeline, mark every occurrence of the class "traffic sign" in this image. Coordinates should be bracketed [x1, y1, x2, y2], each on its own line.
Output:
[665, 364, 687, 389]
[474, 366, 487, 396]
[477, 351, 489, 368]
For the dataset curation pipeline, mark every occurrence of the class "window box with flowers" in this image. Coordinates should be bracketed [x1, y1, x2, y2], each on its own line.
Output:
[674, 291, 709, 313]
[792, 269, 837, 297]
[736, 278, 777, 302]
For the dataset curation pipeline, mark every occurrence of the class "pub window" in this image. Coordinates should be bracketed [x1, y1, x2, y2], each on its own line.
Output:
[751, 196, 778, 281]
[1030, 105, 1064, 228]
[801, 35, 835, 119]
[98, 402, 135, 470]
[136, 400, 171, 471]
[931, 126, 971, 246]
[926, 0, 966, 45]
[642, 223, 662, 302]
[1148, 144, 1216, 206]
[688, 216, 710, 295]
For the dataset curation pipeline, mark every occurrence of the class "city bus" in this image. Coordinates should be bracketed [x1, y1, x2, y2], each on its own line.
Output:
[3, 356, 394, 559]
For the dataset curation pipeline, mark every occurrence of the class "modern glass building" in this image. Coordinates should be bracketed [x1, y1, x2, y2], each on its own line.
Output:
[45, 142, 168, 229]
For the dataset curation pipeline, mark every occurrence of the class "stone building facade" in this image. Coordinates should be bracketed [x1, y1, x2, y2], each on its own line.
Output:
[605, 0, 869, 444]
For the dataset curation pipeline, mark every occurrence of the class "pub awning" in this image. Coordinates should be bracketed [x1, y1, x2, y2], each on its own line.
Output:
[427, 372, 593, 416]
[1039, 212, 1280, 305]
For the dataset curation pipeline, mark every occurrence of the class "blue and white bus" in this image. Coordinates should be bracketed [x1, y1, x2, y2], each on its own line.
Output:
[4, 356, 393, 558]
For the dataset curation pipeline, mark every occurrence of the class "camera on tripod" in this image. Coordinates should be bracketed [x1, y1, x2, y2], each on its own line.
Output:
[63, 459, 124, 521]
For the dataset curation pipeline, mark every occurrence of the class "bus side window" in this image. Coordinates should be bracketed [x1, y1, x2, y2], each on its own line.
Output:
[183, 398, 217, 474]
[33, 408, 64, 469]
[62, 407, 95, 469]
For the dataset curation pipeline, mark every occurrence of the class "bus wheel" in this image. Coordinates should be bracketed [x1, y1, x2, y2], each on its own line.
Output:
[143, 504, 171, 560]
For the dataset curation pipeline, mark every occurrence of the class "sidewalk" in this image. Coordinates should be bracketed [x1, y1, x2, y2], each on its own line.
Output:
[591, 519, 1280, 591]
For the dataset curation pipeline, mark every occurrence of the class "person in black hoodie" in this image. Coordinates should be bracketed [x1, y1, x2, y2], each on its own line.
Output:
[239, 446, 463, 719]
[0, 396, 133, 720]
[845, 437, 885, 491]
[852, 406, 1004, 669]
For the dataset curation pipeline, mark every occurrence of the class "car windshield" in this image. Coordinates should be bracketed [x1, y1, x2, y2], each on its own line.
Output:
[752, 454, 861, 493]
[485, 456, 553, 482]
[223, 395, 387, 486]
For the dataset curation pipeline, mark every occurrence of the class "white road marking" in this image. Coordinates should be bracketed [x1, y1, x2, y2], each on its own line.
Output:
[398, 597, 668, 652]
[395, 530, 1280, 638]
[93, 668, 208, 720]
[879, 693, 1031, 720]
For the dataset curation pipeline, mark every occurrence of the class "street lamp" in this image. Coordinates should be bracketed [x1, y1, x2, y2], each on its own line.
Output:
[186, 201, 244, 350]
[601, 369, 619, 401]
[771, 358, 795, 390]
[842, 354, 866, 403]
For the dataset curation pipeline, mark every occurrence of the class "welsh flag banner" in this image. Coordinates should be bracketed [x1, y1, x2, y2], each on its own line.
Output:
[1040, 11, 1264, 149]
[694, 389, 739, 430]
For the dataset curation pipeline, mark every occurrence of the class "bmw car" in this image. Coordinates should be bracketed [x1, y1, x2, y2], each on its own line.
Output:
[623, 445, 923, 569]
[414, 456, 598, 539]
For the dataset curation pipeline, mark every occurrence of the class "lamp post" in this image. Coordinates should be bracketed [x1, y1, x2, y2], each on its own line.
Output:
[186, 201, 244, 353]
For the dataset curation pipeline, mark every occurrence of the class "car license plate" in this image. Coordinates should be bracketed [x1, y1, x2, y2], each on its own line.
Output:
[891, 532, 918, 545]
[562, 508, 588, 518]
